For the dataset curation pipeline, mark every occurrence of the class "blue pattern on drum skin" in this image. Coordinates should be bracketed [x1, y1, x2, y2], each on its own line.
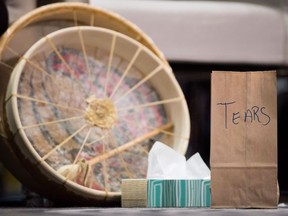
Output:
[18, 62, 82, 164]
[18, 65, 57, 154]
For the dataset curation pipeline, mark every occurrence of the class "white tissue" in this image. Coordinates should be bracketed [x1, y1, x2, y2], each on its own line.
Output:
[186, 152, 210, 179]
[147, 141, 187, 179]
[147, 141, 210, 179]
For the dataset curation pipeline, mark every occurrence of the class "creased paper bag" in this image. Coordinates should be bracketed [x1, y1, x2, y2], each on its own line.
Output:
[210, 71, 278, 208]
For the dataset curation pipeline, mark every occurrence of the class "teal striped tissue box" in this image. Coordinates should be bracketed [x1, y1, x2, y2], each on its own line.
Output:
[148, 179, 210, 208]
[121, 179, 210, 208]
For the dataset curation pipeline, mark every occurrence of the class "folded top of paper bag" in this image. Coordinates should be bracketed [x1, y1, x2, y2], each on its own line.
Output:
[147, 141, 210, 179]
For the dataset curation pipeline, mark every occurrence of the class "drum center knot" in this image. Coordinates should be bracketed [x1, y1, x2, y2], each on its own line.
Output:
[84, 96, 117, 129]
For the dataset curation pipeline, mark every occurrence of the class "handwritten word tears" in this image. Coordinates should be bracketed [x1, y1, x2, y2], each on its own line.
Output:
[217, 101, 271, 129]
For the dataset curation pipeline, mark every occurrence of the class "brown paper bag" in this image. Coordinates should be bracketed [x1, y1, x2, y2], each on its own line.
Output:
[210, 71, 278, 208]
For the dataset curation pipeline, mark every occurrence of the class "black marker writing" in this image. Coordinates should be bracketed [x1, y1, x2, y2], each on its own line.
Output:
[217, 101, 271, 129]
[261, 107, 271, 126]
[217, 101, 236, 129]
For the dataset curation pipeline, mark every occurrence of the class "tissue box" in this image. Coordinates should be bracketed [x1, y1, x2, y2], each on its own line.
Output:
[148, 179, 210, 208]
[121, 179, 211, 208]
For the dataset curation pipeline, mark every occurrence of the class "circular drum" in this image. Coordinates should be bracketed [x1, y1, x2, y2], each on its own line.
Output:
[0, 3, 175, 205]
[0, 2, 168, 159]
[4, 26, 190, 205]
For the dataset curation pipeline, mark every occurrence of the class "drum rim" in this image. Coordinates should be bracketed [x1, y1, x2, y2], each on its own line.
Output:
[0, 2, 167, 65]
[4, 26, 190, 201]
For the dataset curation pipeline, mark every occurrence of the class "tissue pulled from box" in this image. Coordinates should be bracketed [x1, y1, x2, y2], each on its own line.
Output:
[121, 141, 211, 208]
[147, 141, 210, 179]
